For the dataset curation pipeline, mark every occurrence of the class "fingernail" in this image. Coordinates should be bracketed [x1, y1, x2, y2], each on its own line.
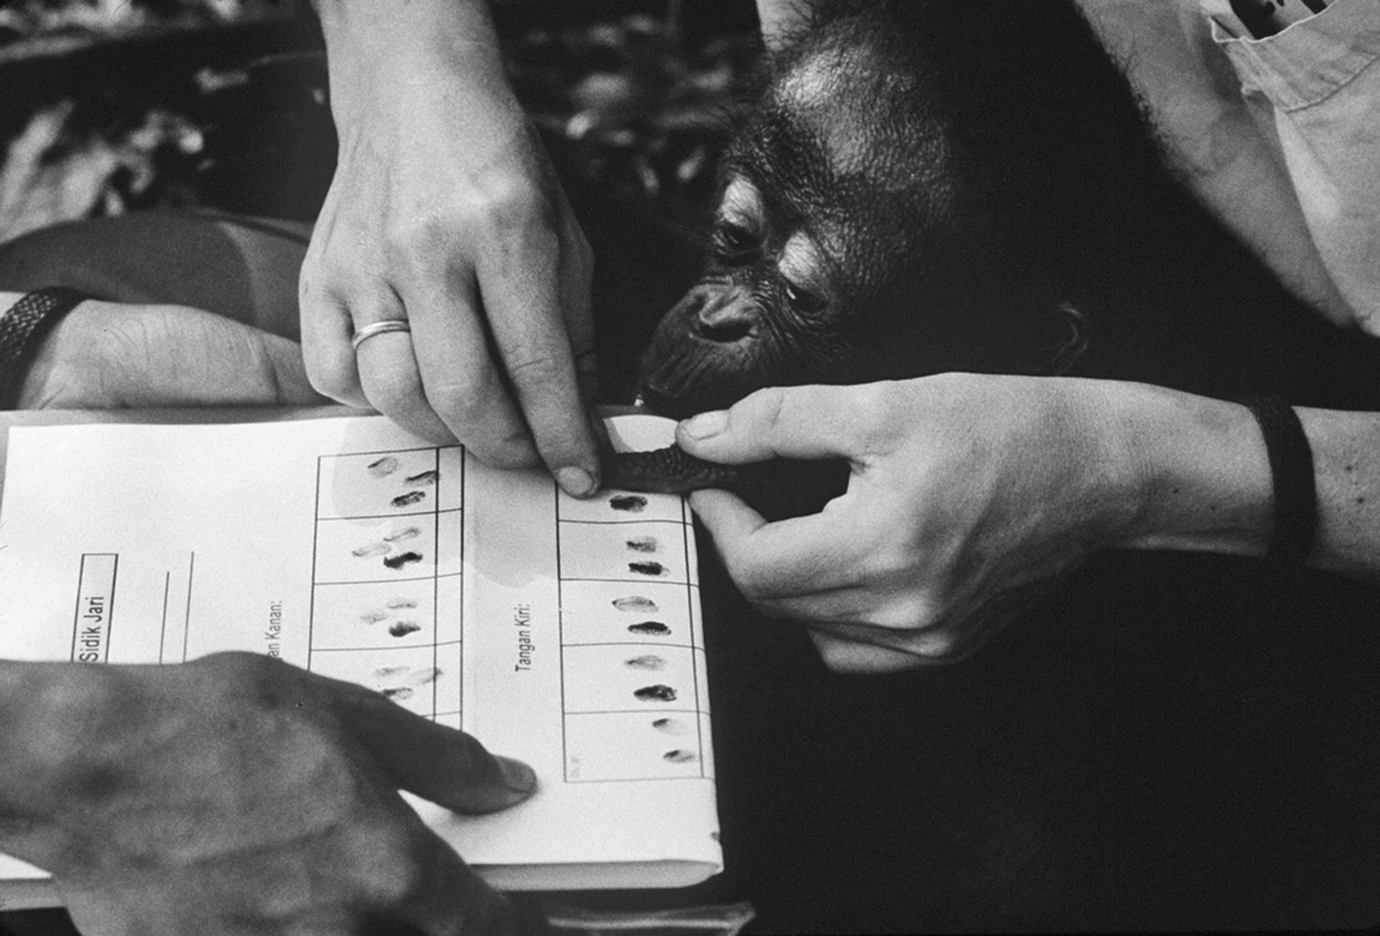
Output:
[556, 466, 597, 497]
[680, 410, 728, 441]
[497, 756, 537, 794]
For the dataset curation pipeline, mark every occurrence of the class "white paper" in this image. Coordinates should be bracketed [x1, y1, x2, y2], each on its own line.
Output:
[0, 414, 719, 901]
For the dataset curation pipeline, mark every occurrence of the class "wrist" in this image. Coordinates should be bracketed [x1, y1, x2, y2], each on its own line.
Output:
[317, 0, 512, 124]
[1113, 384, 1273, 555]
[1295, 407, 1380, 578]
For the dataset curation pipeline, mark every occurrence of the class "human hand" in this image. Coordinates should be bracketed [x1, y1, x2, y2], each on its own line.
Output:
[299, 1, 599, 495]
[676, 375, 1141, 672]
[0, 653, 534, 935]
[12, 298, 325, 410]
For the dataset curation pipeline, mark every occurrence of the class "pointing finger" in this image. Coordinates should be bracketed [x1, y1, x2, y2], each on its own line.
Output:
[477, 219, 600, 496]
[337, 684, 536, 816]
[403, 264, 540, 469]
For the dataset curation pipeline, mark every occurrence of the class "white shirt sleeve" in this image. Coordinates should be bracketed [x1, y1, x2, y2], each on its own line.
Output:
[1202, 0, 1380, 335]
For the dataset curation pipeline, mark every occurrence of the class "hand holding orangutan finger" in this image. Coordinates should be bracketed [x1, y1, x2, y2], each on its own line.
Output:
[299, 0, 600, 496]
[677, 375, 1147, 672]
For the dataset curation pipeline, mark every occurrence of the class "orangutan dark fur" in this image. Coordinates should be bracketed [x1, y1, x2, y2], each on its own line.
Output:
[604, 0, 1380, 513]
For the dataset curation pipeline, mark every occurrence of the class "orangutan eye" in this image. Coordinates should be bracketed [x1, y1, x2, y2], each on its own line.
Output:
[713, 221, 759, 263]
[782, 278, 825, 315]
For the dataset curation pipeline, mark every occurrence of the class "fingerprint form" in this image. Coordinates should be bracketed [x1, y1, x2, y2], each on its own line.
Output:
[609, 494, 647, 513]
[359, 609, 389, 625]
[663, 749, 697, 764]
[375, 665, 407, 679]
[385, 525, 421, 543]
[613, 596, 659, 614]
[388, 620, 422, 637]
[627, 621, 671, 636]
[383, 551, 423, 569]
[624, 654, 666, 670]
[386, 597, 418, 610]
[628, 561, 668, 577]
[625, 536, 659, 554]
[351, 541, 391, 559]
[634, 684, 677, 702]
[367, 456, 399, 477]
[382, 686, 414, 700]
[406, 469, 439, 486]
[652, 717, 687, 734]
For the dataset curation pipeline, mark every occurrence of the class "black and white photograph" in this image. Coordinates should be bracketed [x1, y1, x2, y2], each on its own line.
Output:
[1, 0, 1379, 933]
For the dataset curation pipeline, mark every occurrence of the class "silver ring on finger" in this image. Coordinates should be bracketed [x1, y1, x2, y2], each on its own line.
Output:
[351, 319, 412, 351]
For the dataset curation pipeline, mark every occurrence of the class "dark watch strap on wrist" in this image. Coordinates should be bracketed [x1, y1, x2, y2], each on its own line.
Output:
[1239, 393, 1318, 565]
[0, 286, 92, 403]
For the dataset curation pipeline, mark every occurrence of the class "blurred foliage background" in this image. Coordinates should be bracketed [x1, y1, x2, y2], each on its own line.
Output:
[0, 0, 761, 244]
[0, 0, 763, 399]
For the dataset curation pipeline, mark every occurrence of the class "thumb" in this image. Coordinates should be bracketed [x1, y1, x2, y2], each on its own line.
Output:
[675, 385, 862, 464]
[342, 686, 537, 815]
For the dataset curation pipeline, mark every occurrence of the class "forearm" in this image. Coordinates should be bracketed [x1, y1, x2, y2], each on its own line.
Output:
[1107, 381, 1380, 578]
[308, 0, 512, 122]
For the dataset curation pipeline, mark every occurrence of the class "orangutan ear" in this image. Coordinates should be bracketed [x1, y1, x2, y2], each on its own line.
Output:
[1026, 302, 1089, 375]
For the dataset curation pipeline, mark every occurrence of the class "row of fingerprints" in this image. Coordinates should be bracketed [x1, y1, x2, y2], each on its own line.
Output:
[316, 448, 686, 526]
[313, 510, 692, 586]
[309, 578, 701, 652]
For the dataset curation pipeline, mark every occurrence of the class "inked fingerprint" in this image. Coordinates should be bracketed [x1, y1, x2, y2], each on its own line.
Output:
[381, 686, 414, 700]
[385, 525, 421, 543]
[359, 609, 389, 625]
[663, 749, 697, 764]
[651, 717, 686, 734]
[627, 621, 670, 636]
[375, 665, 407, 678]
[383, 550, 423, 569]
[408, 667, 442, 685]
[367, 456, 399, 477]
[405, 469, 439, 486]
[613, 596, 659, 614]
[609, 494, 647, 513]
[391, 491, 426, 508]
[625, 536, 659, 553]
[351, 541, 391, 559]
[624, 655, 666, 670]
[629, 561, 668, 576]
[635, 684, 677, 702]
[386, 597, 418, 610]
[388, 620, 422, 637]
